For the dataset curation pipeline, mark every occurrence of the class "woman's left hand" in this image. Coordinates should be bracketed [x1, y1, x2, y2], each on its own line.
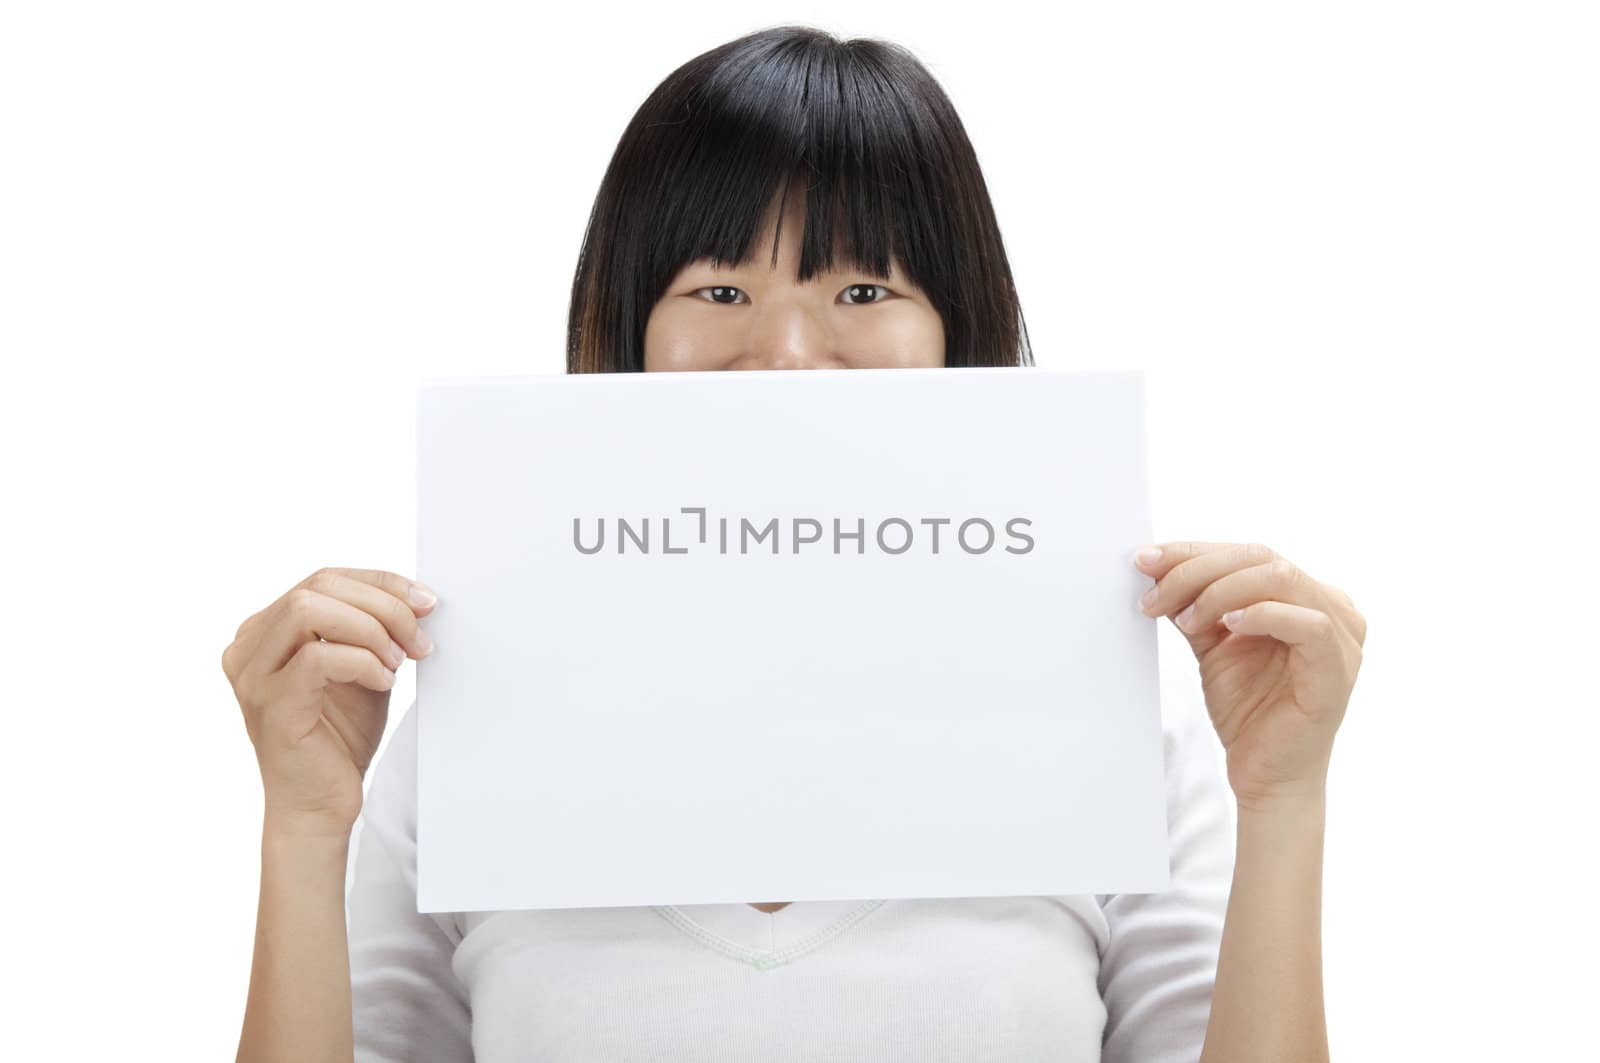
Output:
[1134, 541, 1366, 812]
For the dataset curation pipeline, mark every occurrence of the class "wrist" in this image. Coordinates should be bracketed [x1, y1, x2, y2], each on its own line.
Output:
[262, 810, 354, 852]
[1235, 785, 1327, 830]
[1232, 760, 1330, 819]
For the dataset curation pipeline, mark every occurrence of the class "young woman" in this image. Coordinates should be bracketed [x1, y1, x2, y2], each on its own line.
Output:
[229, 25, 1363, 1063]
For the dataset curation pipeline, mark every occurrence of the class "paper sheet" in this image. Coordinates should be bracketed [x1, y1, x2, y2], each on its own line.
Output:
[415, 366, 1170, 913]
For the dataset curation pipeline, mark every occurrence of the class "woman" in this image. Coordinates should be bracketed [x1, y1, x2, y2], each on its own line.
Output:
[228, 25, 1363, 1062]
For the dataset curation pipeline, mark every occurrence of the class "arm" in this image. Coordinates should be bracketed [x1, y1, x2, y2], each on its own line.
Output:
[1199, 789, 1330, 1063]
[237, 818, 356, 1063]
[222, 566, 439, 1063]
[1129, 539, 1362, 1063]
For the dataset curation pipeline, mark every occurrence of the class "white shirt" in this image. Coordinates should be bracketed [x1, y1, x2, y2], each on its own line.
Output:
[348, 652, 1236, 1061]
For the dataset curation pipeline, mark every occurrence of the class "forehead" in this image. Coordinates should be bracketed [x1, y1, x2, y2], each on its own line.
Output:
[754, 186, 808, 253]
[745, 185, 894, 276]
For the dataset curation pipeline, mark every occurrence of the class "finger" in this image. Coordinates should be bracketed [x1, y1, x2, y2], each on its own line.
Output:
[1166, 557, 1326, 638]
[246, 579, 419, 681]
[297, 566, 438, 615]
[1132, 541, 1252, 579]
[229, 568, 436, 676]
[1219, 600, 1360, 697]
[1137, 542, 1275, 623]
[1174, 561, 1366, 662]
[1322, 585, 1366, 646]
[224, 603, 276, 679]
[260, 640, 396, 741]
[296, 570, 434, 660]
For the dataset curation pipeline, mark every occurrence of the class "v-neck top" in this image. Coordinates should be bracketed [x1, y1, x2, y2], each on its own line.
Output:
[348, 657, 1236, 1062]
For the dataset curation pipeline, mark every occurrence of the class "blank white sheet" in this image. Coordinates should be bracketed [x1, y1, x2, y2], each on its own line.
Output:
[414, 366, 1170, 913]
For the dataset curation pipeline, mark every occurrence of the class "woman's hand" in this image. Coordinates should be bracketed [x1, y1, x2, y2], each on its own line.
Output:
[1134, 542, 1365, 812]
[222, 567, 437, 838]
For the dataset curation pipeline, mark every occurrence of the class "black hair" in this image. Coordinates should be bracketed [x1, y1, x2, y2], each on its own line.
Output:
[567, 24, 1033, 373]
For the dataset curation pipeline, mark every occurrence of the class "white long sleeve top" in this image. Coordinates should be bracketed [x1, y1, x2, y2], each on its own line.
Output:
[347, 648, 1236, 1061]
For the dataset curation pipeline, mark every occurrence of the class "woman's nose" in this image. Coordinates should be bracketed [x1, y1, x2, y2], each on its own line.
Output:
[738, 302, 841, 370]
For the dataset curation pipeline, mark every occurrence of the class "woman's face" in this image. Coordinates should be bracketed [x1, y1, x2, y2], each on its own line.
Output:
[644, 190, 945, 371]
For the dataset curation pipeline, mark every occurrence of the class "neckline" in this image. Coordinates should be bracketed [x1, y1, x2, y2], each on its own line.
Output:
[651, 898, 889, 970]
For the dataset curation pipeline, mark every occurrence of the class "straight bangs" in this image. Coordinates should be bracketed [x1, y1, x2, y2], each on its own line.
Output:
[567, 25, 1033, 373]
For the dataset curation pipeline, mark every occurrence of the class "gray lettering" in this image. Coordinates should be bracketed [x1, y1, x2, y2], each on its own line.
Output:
[681, 506, 707, 543]
[574, 510, 1034, 557]
[573, 518, 605, 555]
[663, 517, 687, 554]
[1005, 517, 1034, 554]
[876, 517, 913, 555]
[834, 517, 865, 554]
[741, 517, 778, 554]
[958, 517, 995, 554]
[792, 517, 822, 553]
[619, 517, 649, 554]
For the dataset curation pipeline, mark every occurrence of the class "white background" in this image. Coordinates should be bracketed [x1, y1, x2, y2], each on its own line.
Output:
[2, 1, 1595, 1058]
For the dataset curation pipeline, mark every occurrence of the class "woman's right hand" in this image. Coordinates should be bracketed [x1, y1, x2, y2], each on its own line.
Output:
[222, 567, 437, 839]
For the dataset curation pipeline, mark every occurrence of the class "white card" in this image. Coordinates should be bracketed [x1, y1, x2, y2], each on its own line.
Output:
[415, 367, 1170, 913]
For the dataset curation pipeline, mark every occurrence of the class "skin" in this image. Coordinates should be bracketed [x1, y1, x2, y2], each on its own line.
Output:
[644, 188, 947, 912]
[1134, 541, 1364, 1061]
[644, 187, 945, 374]
[228, 568, 438, 1062]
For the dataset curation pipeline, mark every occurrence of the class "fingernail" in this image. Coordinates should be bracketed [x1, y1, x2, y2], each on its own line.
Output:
[1177, 604, 1196, 630]
[409, 583, 437, 608]
[1140, 586, 1159, 610]
[416, 629, 435, 657]
[390, 639, 406, 666]
[1135, 547, 1162, 568]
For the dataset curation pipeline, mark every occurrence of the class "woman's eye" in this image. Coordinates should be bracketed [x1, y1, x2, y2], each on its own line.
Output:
[692, 283, 894, 305]
[841, 283, 892, 305]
